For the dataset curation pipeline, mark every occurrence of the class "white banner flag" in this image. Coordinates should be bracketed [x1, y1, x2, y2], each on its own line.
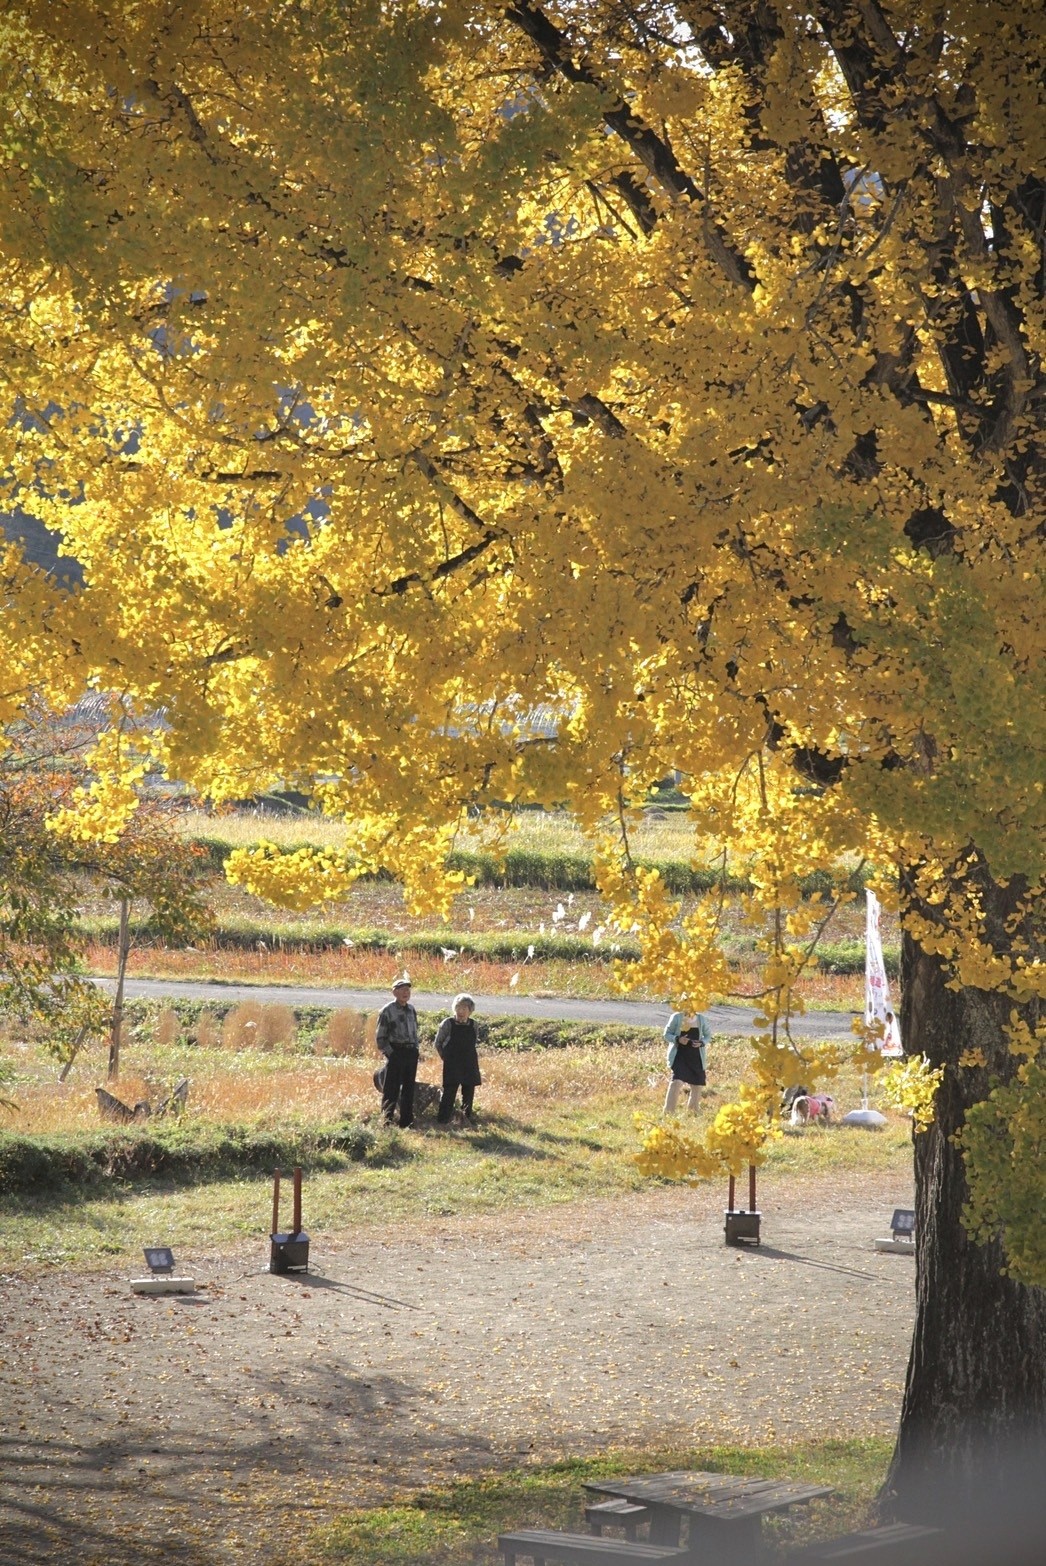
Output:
[866, 891, 903, 1056]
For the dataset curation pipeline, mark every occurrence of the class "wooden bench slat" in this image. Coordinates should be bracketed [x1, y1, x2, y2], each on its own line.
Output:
[585, 1499, 650, 1538]
[789, 1523, 944, 1561]
[498, 1528, 686, 1566]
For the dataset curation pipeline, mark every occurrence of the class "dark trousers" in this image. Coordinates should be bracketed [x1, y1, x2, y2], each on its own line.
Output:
[438, 1076, 475, 1122]
[382, 1049, 418, 1127]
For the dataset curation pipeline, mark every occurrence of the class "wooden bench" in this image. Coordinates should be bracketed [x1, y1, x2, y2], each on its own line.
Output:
[787, 1522, 944, 1563]
[585, 1499, 650, 1539]
[498, 1529, 687, 1566]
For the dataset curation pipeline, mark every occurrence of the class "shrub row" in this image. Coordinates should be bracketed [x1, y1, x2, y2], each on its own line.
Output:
[81, 918, 897, 975]
[119, 997, 338, 1050]
[0, 1118, 378, 1197]
[813, 939, 899, 978]
[186, 835, 872, 898]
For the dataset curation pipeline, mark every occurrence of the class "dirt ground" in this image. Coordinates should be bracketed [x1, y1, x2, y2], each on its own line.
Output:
[0, 1172, 916, 1566]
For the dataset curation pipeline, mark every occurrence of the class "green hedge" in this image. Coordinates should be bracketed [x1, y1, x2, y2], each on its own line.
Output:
[81, 920, 897, 975]
[184, 836, 872, 898]
[814, 939, 899, 978]
[0, 1118, 378, 1197]
[79, 915, 642, 962]
[119, 997, 340, 1049]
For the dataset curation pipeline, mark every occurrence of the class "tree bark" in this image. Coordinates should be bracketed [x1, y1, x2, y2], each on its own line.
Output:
[885, 874, 1046, 1534]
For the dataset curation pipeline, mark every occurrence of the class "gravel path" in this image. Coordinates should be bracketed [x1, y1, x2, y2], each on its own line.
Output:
[0, 1174, 914, 1566]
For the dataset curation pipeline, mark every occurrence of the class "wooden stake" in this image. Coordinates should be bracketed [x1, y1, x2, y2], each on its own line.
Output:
[292, 1166, 303, 1236]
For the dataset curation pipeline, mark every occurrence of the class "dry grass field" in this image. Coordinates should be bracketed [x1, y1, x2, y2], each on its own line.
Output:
[81, 935, 868, 1009]
[173, 805, 710, 862]
[0, 1002, 911, 1269]
[60, 807, 894, 1011]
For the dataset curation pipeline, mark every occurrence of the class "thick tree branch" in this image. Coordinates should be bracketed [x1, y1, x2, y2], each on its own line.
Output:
[504, 0, 754, 290]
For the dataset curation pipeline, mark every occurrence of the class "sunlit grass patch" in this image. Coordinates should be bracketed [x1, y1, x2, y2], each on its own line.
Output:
[173, 806, 707, 865]
[313, 1438, 892, 1564]
[0, 1019, 912, 1268]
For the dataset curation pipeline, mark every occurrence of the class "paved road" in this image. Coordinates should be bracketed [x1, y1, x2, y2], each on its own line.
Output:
[104, 976, 857, 1037]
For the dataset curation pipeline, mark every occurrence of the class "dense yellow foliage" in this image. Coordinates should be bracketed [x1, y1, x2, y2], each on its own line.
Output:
[1, 3, 1043, 1269]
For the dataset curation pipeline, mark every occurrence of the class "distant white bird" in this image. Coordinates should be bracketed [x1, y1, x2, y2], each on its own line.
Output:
[441, 946, 458, 962]
[577, 911, 591, 931]
[509, 971, 520, 988]
[343, 936, 354, 948]
[552, 903, 566, 924]
[567, 893, 574, 906]
[468, 906, 475, 923]
[525, 943, 535, 962]
[592, 926, 604, 947]
[538, 921, 546, 934]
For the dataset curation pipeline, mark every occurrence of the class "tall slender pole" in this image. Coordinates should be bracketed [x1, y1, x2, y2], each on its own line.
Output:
[749, 1163, 757, 1212]
[728, 1174, 735, 1211]
[107, 896, 131, 1081]
[271, 1168, 281, 1235]
[292, 1166, 303, 1236]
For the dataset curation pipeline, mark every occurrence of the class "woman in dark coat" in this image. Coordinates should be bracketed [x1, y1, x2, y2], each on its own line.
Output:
[434, 993, 482, 1125]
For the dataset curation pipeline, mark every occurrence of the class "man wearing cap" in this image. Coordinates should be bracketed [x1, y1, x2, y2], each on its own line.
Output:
[376, 978, 420, 1128]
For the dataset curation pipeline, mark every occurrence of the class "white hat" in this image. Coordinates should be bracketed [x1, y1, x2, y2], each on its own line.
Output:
[391, 976, 412, 992]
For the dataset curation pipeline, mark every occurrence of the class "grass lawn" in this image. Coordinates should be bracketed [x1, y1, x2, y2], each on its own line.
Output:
[313, 1439, 894, 1564]
[0, 1023, 912, 1268]
[5, 809, 907, 1275]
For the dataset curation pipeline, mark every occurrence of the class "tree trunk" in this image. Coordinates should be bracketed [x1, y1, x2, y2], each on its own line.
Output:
[107, 897, 131, 1082]
[884, 872, 1046, 1539]
[58, 1022, 90, 1083]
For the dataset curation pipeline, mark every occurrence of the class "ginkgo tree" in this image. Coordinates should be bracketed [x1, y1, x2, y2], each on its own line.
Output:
[1, 0, 1044, 1517]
